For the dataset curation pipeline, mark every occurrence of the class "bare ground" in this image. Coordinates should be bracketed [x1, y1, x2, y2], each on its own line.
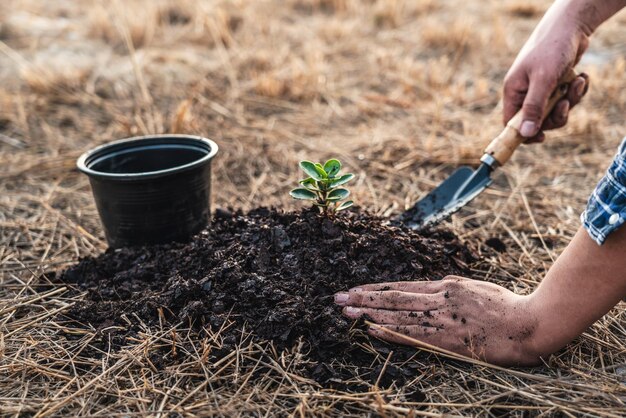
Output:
[1, 0, 625, 416]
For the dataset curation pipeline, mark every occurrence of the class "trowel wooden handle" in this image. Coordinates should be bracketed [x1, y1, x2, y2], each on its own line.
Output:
[484, 68, 579, 166]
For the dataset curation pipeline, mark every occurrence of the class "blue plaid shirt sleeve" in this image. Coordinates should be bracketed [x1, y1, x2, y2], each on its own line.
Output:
[581, 137, 626, 245]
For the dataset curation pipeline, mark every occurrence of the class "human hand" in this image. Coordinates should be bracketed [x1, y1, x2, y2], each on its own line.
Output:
[334, 276, 542, 366]
[503, 4, 590, 143]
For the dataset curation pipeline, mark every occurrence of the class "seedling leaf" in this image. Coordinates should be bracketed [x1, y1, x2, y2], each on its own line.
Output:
[300, 178, 320, 191]
[299, 161, 324, 181]
[330, 173, 354, 187]
[313, 163, 328, 178]
[291, 158, 355, 214]
[327, 188, 350, 201]
[323, 159, 341, 177]
[290, 188, 317, 200]
[336, 200, 353, 211]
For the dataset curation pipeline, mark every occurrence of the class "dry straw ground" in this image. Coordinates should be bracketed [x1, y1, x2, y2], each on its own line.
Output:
[1, 0, 625, 416]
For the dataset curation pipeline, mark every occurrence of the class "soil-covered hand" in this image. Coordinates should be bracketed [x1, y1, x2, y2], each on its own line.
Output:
[503, 1, 592, 143]
[335, 276, 541, 366]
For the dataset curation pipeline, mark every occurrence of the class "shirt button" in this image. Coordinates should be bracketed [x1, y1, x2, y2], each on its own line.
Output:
[609, 213, 621, 225]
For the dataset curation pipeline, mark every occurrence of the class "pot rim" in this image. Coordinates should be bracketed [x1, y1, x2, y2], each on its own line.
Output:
[77, 134, 219, 181]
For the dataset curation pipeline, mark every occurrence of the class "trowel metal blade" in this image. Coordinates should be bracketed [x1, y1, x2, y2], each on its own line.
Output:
[397, 163, 493, 229]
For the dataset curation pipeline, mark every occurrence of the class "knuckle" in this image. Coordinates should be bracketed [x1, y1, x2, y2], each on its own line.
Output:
[568, 96, 580, 107]
[503, 80, 525, 101]
[405, 325, 419, 337]
[446, 282, 461, 292]
[531, 67, 556, 84]
[397, 282, 410, 292]
[429, 280, 445, 291]
[442, 275, 462, 283]
[441, 276, 464, 291]
[521, 102, 543, 119]
[389, 291, 413, 307]
[352, 292, 365, 306]
[502, 78, 514, 95]
[365, 309, 380, 321]
[503, 70, 525, 91]
[386, 290, 405, 304]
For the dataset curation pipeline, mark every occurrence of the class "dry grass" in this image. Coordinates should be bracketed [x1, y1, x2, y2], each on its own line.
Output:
[420, 20, 478, 55]
[505, 1, 546, 18]
[1, 0, 626, 415]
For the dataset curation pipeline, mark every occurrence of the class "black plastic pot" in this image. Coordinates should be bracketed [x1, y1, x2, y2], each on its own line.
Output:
[77, 134, 218, 248]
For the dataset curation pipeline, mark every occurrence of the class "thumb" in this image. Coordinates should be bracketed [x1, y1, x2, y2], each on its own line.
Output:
[519, 73, 557, 138]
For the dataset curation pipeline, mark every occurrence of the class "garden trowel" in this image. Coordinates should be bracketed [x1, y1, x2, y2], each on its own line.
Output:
[398, 69, 578, 229]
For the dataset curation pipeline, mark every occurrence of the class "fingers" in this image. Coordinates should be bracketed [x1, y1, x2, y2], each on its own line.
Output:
[566, 73, 588, 108]
[504, 71, 589, 138]
[347, 281, 440, 294]
[519, 71, 557, 138]
[368, 324, 466, 354]
[334, 289, 444, 310]
[539, 74, 588, 131]
[369, 324, 434, 345]
[502, 73, 526, 126]
[342, 306, 444, 326]
[541, 99, 570, 131]
[524, 131, 546, 144]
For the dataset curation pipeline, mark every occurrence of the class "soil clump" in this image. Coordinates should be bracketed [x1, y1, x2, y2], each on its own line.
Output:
[59, 208, 474, 392]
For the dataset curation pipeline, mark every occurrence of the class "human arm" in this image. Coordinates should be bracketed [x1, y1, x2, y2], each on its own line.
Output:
[334, 225, 626, 366]
[333, 0, 626, 366]
[526, 225, 626, 358]
[503, 0, 626, 142]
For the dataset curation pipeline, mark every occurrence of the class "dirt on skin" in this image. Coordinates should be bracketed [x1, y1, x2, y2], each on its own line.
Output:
[58, 208, 475, 393]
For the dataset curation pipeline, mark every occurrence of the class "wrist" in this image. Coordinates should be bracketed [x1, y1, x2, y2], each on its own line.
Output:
[523, 1, 590, 56]
[522, 283, 582, 361]
[518, 293, 552, 361]
[511, 294, 547, 365]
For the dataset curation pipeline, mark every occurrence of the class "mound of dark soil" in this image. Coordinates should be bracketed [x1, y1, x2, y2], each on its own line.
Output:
[59, 208, 474, 391]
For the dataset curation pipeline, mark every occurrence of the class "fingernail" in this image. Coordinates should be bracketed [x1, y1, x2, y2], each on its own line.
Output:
[349, 287, 363, 292]
[334, 292, 349, 305]
[576, 80, 585, 96]
[345, 306, 360, 315]
[519, 120, 537, 137]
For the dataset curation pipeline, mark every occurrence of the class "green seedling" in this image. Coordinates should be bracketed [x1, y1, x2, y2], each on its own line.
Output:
[290, 159, 354, 214]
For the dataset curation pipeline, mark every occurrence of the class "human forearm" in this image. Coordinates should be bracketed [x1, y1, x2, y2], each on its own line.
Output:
[525, 0, 626, 51]
[525, 226, 626, 357]
[546, 0, 626, 35]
